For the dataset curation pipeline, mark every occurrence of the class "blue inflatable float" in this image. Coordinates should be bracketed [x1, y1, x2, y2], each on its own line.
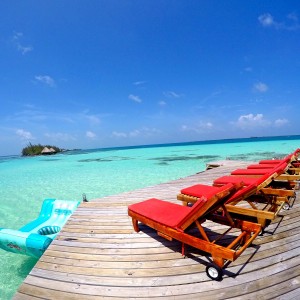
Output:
[0, 199, 80, 258]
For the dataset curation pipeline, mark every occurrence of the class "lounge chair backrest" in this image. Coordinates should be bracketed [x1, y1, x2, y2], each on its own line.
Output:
[177, 183, 242, 230]
[226, 182, 258, 205]
[259, 152, 295, 165]
[254, 172, 274, 187]
[284, 153, 294, 163]
[272, 161, 288, 175]
[259, 159, 283, 165]
[226, 161, 288, 204]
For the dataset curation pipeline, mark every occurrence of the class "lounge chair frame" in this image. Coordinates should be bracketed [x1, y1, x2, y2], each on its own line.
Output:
[128, 183, 261, 280]
[230, 161, 298, 207]
[177, 170, 288, 230]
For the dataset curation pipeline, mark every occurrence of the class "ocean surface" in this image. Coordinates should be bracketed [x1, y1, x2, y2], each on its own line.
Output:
[0, 135, 299, 298]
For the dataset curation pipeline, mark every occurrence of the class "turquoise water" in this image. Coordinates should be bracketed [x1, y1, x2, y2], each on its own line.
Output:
[0, 136, 299, 298]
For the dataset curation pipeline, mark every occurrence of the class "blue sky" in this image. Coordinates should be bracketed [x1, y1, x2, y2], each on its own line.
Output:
[1, 1, 300, 156]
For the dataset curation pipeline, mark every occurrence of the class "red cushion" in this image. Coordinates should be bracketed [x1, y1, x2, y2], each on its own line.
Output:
[259, 154, 291, 165]
[259, 159, 284, 164]
[128, 198, 191, 227]
[254, 172, 276, 185]
[226, 171, 277, 203]
[176, 197, 208, 228]
[214, 176, 257, 186]
[129, 183, 237, 229]
[247, 164, 277, 169]
[227, 183, 257, 203]
[272, 162, 287, 174]
[231, 168, 273, 175]
[177, 183, 236, 228]
[181, 184, 221, 198]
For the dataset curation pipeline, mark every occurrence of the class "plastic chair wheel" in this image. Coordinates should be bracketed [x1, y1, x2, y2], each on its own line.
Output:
[206, 264, 223, 281]
[282, 203, 290, 210]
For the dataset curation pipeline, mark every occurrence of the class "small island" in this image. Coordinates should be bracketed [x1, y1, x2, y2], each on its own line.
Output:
[22, 143, 62, 156]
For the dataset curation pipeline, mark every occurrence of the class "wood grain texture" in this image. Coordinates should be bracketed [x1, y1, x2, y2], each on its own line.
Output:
[13, 161, 300, 299]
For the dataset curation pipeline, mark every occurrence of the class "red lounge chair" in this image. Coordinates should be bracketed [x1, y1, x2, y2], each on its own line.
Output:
[259, 150, 300, 169]
[259, 159, 287, 164]
[231, 160, 300, 180]
[128, 183, 261, 280]
[178, 170, 287, 230]
[231, 161, 286, 176]
[213, 173, 295, 207]
[259, 160, 300, 168]
[251, 152, 300, 172]
[213, 175, 263, 186]
[231, 168, 275, 176]
[216, 161, 298, 209]
[213, 163, 299, 197]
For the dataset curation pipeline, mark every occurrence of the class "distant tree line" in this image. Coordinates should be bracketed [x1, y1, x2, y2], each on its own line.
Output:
[22, 143, 62, 156]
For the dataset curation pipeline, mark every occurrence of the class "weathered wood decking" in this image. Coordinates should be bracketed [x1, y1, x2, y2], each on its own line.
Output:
[14, 161, 300, 299]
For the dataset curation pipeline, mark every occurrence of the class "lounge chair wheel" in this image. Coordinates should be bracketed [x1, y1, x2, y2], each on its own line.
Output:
[282, 203, 290, 210]
[206, 264, 223, 281]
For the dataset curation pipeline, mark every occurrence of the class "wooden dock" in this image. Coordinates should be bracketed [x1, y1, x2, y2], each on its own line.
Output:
[14, 161, 300, 299]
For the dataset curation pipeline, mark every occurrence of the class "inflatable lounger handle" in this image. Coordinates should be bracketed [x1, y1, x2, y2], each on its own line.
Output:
[0, 228, 52, 258]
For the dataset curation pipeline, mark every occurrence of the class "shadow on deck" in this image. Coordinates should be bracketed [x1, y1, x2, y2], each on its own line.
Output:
[14, 161, 300, 299]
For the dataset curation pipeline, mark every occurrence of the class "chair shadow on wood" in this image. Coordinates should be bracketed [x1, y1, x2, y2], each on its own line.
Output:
[138, 223, 261, 281]
[262, 214, 284, 235]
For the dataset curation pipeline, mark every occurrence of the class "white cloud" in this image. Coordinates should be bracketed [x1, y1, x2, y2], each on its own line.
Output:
[12, 32, 33, 55]
[128, 94, 142, 103]
[12, 32, 23, 40]
[235, 114, 289, 129]
[112, 127, 160, 138]
[158, 100, 167, 106]
[81, 110, 102, 125]
[133, 81, 147, 86]
[238, 114, 263, 122]
[258, 13, 276, 27]
[18, 45, 33, 55]
[181, 122, 213, 133]
[16, 129, 34, 140]
[258, 13, 300, 31]
[163, 91, 182, 98]
[201, 91, 222, 104]
[85, 115, 101, 124]
[285, 13, 300, 30]
[86, 131, 96, 139]
[245, 67, 253, 72]
[253, 82, 268, 93]
[205, 122, 213, 128]
[235, 113, 271, 129]
[129, 130, 140, 137]
[35, 75, 55, 87]
[112, 131, 127, 138]
[274, 118, 289, 127]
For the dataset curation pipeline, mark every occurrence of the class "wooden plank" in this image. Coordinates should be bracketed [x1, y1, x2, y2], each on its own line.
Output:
[13, 161, 300, 299]
[230, 275, 300, 299]
[17, 254, 300, 297]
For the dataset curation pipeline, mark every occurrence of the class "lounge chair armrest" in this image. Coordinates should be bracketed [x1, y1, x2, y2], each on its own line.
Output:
[276, 174, 300, 181]
[260, 188, 295, 197]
